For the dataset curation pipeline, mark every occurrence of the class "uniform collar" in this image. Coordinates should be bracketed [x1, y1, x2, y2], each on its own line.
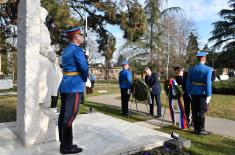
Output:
[70, 42, 80, 47]
[198, 62, 205, 65]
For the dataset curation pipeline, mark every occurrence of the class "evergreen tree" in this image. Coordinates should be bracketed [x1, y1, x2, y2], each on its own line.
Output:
[216, 51, 235, 68]
[116, 54, 126, 67]
[209, 0, 235, 52]
[41, 0, 78, 52]
[203, 44, 215, 68]
[0, 0, 18, 79]
[186, 32, 199, 66]
[144, 0, 181, 64]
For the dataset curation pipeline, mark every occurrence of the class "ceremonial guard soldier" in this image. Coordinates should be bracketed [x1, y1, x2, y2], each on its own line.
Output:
[119, 60, 132, 115]
[186, 51, 212, 135]
[59, 26, 88, 154]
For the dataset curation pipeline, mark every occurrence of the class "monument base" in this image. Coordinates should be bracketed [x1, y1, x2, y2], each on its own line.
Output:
[1, 112, 170, 155]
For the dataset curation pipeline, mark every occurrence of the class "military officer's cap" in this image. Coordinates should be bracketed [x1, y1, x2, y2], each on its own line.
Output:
[121, 60, 129, 65]
[65, 26, 83, 36]
[196, 51, 208, 57]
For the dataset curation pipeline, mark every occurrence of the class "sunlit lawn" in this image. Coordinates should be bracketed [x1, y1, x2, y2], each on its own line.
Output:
[157, 126, 235, 155]
[0, 95, 16, 123]
[0, 80, 235, 122]
[0, 91, 235, 155]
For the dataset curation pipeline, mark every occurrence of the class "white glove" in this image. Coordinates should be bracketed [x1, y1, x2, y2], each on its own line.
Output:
[84, 50, 89, 56]
[188, 95, 192, 100]
[85, 78, 92, 87]
[206, 96, 211, 104]
[127, 89, 131, 95]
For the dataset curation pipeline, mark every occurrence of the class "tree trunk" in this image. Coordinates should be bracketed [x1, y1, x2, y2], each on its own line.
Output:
[105, 58, 111, 80]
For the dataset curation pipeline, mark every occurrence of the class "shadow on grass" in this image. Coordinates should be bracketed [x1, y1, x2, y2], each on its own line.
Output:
[83, 101, 153, 122]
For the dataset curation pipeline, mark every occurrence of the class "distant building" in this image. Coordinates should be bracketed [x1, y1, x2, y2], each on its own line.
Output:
[89, 66, 121, 80]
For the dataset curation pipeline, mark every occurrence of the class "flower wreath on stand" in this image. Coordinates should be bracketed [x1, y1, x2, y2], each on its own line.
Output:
[132, 79, 151, 101]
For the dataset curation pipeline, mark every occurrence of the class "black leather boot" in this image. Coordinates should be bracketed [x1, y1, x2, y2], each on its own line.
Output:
[60, 127, 82, 154]
[51, 96, 58, 108]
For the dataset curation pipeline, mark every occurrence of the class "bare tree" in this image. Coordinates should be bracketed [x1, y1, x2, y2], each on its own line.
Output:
[86, 36, 102, 65]
[161, 13, 196, 78]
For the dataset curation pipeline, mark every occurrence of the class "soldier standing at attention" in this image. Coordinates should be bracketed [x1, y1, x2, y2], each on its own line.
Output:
[59, 26, 88, 154]
[119, 60, 132, 115]
[186, 51, 212, 135]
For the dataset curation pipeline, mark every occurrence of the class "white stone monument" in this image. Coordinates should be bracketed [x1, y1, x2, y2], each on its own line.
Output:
[16, 0, 60, 146]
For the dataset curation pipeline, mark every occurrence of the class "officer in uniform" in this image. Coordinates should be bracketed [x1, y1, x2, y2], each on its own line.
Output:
[186, 51, 212, 135]
[119, 60, 132, 115]
[59, 26, 88, 154]
[174, 66, 192, 126]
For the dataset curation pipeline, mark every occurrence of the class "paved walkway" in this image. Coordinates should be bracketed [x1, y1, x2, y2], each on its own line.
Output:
[87, 94, 235, 138]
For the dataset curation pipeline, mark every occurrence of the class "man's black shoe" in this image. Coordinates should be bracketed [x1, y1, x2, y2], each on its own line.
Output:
[156, 114, 162, 118]
[60, 146, 83, 154]
[198, 130, 209, 135]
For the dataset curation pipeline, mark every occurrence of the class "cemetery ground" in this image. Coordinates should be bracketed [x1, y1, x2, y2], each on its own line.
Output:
[0, 80, 235, 154]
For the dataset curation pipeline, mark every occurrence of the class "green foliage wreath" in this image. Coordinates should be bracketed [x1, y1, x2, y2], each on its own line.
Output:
[132, 79, 150, 101]
[164, 80, 182, 99]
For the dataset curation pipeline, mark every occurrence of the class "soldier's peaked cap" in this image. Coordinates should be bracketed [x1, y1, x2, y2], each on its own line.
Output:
[121, 60, 128, 65]
[64, 26, 82, 36]
[196, 51, 208, 57]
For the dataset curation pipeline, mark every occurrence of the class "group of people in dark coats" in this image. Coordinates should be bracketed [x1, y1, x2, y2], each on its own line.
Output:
[119, 51, 212, 136]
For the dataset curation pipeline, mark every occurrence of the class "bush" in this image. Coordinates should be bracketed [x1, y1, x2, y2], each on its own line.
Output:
[212, 78, 235, 95]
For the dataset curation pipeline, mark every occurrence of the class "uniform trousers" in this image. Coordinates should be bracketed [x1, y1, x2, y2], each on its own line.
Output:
[150, 92, 162, 116]
[121, 88, 130, 115]
[183, 93, 191, 123]
[191, 95, 207, 133]
[58, 92, 81, 148]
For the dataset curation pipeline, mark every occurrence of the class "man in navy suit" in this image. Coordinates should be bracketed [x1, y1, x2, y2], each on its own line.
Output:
[186, 51, 212, 135]
[145, 67, 162, 117]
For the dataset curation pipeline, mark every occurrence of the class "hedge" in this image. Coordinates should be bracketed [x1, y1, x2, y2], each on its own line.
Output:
[212, 78, 235, 95]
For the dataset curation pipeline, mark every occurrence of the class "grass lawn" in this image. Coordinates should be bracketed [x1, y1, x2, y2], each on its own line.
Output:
[157, 126, 235, 155]
[207, 94, 235, 121]
[0, 95, 16, 123]
[0, 93, 234, 155]
[86, 85, 120, 97]
[1, 83, 235, 122]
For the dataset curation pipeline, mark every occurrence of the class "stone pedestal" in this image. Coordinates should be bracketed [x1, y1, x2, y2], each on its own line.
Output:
[16, 0, 57, 146]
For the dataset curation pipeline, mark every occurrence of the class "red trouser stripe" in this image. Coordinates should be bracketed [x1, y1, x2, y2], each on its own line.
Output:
[67, 93, 79, 127]
[74, 93, 79, 113]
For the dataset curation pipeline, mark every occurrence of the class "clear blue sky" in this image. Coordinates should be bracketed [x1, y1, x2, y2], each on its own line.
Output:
[107, 0, 229, 59]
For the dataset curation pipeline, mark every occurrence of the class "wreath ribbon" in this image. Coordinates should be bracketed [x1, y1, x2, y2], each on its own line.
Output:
[165, 79, 187, 129]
